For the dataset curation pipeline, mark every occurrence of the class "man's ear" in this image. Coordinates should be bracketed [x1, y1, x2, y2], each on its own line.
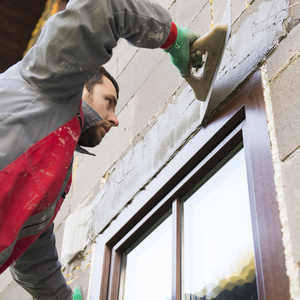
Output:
[82, 86, 90, 102]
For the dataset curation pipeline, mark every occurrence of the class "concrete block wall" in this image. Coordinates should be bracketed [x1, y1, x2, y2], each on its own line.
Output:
[1, 0, 300, 299]
[263, 15, 300, 299]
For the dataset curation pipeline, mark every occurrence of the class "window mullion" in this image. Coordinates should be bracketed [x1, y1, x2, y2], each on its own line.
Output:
[172, 198, 182, 300]
[100, 245, 112, 300]
[108, 248, 122, 300]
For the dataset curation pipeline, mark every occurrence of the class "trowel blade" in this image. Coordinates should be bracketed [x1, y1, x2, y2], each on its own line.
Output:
[185, 0, 231, 102]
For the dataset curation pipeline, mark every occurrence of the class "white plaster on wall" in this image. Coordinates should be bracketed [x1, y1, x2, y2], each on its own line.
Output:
[61, 205, 92, 266]
[200, 0, 290, 123]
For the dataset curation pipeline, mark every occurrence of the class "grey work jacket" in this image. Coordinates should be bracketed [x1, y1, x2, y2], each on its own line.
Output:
[0, 0, 172, 273]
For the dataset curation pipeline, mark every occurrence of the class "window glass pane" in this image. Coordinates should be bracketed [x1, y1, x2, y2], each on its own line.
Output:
[183, 148, 258, 299]
[120, 214, 172, 300]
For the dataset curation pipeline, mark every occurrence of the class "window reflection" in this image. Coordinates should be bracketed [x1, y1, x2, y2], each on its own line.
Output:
[183, 148, 258, 300]
[120, 214, 172, 300]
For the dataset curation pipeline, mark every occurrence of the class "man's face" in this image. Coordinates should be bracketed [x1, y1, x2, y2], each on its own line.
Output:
[78, 75, 119, 147]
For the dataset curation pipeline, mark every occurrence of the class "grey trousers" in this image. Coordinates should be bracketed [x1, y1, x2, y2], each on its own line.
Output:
[9, 223, 72, 300]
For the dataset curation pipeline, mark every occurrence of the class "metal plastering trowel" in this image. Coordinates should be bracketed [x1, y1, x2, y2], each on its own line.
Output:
[185, 0, 231, 102]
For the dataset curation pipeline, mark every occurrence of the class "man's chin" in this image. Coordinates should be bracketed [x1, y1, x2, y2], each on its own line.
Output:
[78, 133, 102, 148]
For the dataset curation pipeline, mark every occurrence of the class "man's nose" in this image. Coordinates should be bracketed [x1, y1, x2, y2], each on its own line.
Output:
[109, 112, 119, 127]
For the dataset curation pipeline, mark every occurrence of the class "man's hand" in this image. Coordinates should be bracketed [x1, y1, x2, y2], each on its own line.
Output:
[165, 25, 202, 77]
[73, 286, 83, 300]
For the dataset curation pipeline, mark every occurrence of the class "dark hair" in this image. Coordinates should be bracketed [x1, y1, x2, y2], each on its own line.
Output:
[85, 66, 119, 99]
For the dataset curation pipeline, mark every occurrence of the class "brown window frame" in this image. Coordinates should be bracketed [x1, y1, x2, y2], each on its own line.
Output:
[97, 71, 290, 300]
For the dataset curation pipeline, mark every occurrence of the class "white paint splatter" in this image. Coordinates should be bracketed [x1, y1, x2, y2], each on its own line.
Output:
[67, 127, 80, 141]
[59, 137, 66, 146]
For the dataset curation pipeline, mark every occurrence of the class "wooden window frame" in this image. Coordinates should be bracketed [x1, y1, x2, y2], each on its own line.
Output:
[97, 71, 290, 300]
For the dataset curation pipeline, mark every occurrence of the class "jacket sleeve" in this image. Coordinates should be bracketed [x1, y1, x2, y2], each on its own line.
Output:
[20, 0, 172, 102]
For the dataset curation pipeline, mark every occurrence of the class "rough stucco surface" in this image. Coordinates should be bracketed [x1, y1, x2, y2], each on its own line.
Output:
[2, 0, 300, 299]
[202, 0, 289, 122]
[267, 23, 300, 161]
[281, 150, 300, 259]
[271, 60, 300, 160]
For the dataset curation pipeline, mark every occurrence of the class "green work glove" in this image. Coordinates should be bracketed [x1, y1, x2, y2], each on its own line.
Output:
[165, 26, 202, 77]
[73, 286, 83, 300]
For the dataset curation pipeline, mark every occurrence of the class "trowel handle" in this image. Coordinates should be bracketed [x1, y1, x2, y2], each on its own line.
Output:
[190, 23, 228, 56]
[186, 23, 228, 101]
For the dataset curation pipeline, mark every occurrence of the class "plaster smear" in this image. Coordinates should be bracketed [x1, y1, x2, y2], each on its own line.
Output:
[261, 63, 300, 300]
[221, 0, 289, 79]
[202, 0, 290, 123]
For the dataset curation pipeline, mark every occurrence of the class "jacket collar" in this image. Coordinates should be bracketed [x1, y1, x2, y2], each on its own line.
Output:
[81, 100, 102, 132]
[75, 100, 102, 156]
